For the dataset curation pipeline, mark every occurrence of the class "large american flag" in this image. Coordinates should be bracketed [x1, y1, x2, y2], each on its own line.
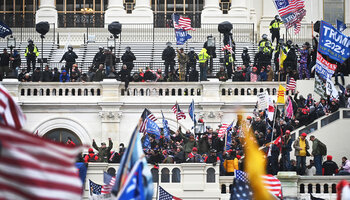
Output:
[0, 124, 83, 199]
[171, 103, 186, 120]
[221, 44, 234, 54]
[172, 13, 195, 31]
[277, 0, 304, 16]
[140, 108, 157, 133]
[286, 77, 296, 91]
[218, 123, 229, 138]
[274, 0, 306, 34]
[101, 172, 116, 194]
[158, 186, 182, 200]
[0, 84, 26, 129]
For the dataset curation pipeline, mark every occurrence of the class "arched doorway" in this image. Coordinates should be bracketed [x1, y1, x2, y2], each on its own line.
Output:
[43, 128, 82, 145]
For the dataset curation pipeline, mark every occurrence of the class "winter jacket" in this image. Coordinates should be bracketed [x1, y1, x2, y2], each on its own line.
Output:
[293, 137, 309, 156]
[224, 158, 239, 173]
[162, 47, 176, 62]
[92, 140, 113, 162]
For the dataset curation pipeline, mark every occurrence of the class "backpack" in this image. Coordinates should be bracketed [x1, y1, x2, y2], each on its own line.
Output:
[318, 140, 327, 156]
[88, 154, 97, 162]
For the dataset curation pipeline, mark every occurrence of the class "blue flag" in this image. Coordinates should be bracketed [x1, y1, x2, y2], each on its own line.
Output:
[318, 20, 350, 64]
[112, 126, 153, 200]
[75, 163, 88, 187]
[143, 134, 151, 149]
[337, 19, 347, 32]
[226, 122, 234, 150]
[188, 99, 196, 125]
[89, 179, 102, 195]
[175, 29, 192, 45]
[103, 171, 114, 185]
[146, 116, 161, 139]
[117, 160, 145, 200]
[0, 21, 12, 38]
[161, 112, 170, 141]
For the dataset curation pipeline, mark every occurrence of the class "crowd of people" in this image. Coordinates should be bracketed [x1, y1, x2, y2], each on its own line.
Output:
[75, 91, 349, 177]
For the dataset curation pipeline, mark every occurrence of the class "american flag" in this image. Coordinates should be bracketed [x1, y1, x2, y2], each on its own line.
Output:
[101, 172, 116, 194]
[140, 108, 157, 133]
[262, 174, 283, 198]
[277, 0, 305, 16]
[89, 179, 102, 195]
[0, 124, 84, 199]
[221, 44, 234, 54]
[172, 13, 195, 31]
[171, 102, 186, 120]
[158, 186, 182, 200]
[274, 0, 306, 34]
[286, 77, 296, 91]
[218, 123, 229, 138]
[0, 84, 26, 129]
[235, 170, 249, 183]
[231, 178, 253, 200]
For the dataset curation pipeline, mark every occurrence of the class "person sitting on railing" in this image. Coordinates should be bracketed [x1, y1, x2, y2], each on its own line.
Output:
[266, 65, 274, 81]
[71, 64, 81, 78]
[186, 147, 203, 163]
[41, 65, 53, 82]
[167, 69, 179, 82]
[258, 67, 267, 81]
[22, 73, 31, 82]
[155, 69, 165, 82]
[59, 70, 70, 83]
[31, 67, 42, 82]
[232, 66, 245, 82]
[92, 64, 104, 82]
[305, 159, 316, 176]
[144, 67, 156, 82]
[84, 148, 98, 163]
[322, 155, 338, 175]
[17, 68, 27, 82]
[216, 66, 228, 82]
[70, 72, 80, 82]
[117, 65, 131, 89]
[223, 150, 238, 176]
[338, 157, 350, 175]
[205, 149, 220, 166]
[245, 66, 258, 82]
[188, 66, 199, 82]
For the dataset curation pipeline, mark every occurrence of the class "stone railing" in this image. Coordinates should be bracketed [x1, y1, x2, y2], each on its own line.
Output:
[84, 163, 220, 200]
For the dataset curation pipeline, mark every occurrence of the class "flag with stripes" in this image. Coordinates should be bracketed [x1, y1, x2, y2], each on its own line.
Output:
[158, 185, 182, 200]
[140, 108, 157, 133]
[0, 124, 84, 199]
[262, 174, 283, 198]
[171, 103, 186, 120]
[101, 172, 116, 194]
[273, 0, 306, 34]
[221, 44, 234, 54]
[89, 179, 102, 195]
[172, 13, 195, 31]
[286, 77, 296, 91]
[218, 123, 229, 138]
[0, 84, 26, 129]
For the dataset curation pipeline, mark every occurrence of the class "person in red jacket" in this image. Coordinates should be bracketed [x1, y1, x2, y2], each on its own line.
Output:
[84, 148, 98, 163]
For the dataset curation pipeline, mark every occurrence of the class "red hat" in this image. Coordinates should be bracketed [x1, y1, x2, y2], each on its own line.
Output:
[247, 116, 252, 120]
[236, 155, 242, 160]
[192, 147, 198, 152]
[253, 67, 257, 70]
[301, 133, 307, 137]
[88, 148, 94, 153]
[327, 155, 333, 161]
[286, 130, 291, 134]
[236, 129, 240, 133]
[227, 149, 233, 153]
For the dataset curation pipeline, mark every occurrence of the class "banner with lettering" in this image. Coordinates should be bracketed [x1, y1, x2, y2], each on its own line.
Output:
[318, 20, 350, 64]
[315, 52, 337, 80]
[0, 21, 12, 38]
[314, 72, 327, 99]
[175, 29, 192, 45]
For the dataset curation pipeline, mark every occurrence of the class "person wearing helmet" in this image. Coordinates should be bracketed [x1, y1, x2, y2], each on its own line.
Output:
[162, 42, 176, 80]
[59, 45, 78, 75]
[93, 46, 106, 69]
[241, 47, 250, 68]
[257, 34, 273, 71]
[186, 47, 198, 81]
[284, 40, 298, 78]
[297, 42, 311, 80]
[24, 39, 39, 73]
[269, 15, 283, 46]
[121, 46, 136, 73]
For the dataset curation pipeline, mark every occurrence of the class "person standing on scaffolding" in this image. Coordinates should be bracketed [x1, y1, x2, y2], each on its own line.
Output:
[176, 47, 188, 81]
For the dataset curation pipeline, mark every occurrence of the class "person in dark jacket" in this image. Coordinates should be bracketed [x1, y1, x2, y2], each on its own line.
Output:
[59, 70, 70, 82]
[186, 47, 198, 81]
[31, 67, 42, 82]
[59, 45, 78, 75]
[174, 146, 185, 163]
[52, 67, 60, 82]
[117, 65, 131, 89]
[11, 49, 21, 78]
[281, 130, 293, 171]
[22, 73, 31, 82]
[162, 42, 176, 79]
[25, 39, 39, 73]
[84, 148, 98, 163]
[322, 155, 338, 175]
[0, 48, 10, 81]
[104, 49, 116, 76]
[41, 65, 53, 82]
[189, 66, 199, 82]
[93, 64, 104, 82]
[121, 46, 136, 73]
[144, 67, 155, 81]
[17, 68, 27, 82]
[241, 47, 251, 68]
[92, 138, 113, 162]
[93, 46, 106, 69]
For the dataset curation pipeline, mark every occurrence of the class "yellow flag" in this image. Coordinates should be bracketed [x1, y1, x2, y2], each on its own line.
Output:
[279, 47, 287, 69]
[242, 123, 273, 200]
[277, 85, 286, 104]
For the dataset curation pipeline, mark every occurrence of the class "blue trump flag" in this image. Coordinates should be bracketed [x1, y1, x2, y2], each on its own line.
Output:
[146, 116, 161, 139]
[188, 99, 196, 125]
[75, 163, 88, 186]
[226, 122, 234, 150]
[175, 30, 192, 45]
[117, 159, 144, 200]
[112, 125, 153, 200]
[337, 19, 347, 32]
[161, 111, 170, 141]
[143, 134, 151, 149]
[318, 20, 350, 64]
[0, 21, 12, 38]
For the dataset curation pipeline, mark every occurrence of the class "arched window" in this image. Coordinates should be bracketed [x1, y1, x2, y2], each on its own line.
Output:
[171, 168, 180, 183]
[151, 168, 159, 183]
[206, 168, 215, 183]
[43, 128, 81, 145]
[161, 168, 170, 183]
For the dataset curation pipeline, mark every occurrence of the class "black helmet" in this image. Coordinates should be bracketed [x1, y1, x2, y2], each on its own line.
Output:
[28, 39, 33, 43]
[275, 15, 280, 20]
[262, 34, 268, 39]
[243, 47, 248, 51]
[286, 40, 293, 46]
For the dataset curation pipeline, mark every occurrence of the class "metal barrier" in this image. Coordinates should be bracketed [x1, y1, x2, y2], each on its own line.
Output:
[0, 13, 36, 28]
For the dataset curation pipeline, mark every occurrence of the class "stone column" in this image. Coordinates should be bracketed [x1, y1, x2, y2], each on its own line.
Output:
[104, 0, 127, 25]
[131, 0, 154, 23]
[35, 0, 58, 28]
[276, 172, 300, 198]
[228, 0, 249, 22]
[201, 0, 222, 24]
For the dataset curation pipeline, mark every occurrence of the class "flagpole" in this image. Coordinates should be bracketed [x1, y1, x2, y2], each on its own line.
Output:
[155, 173, 160, 200]
[176, 101, 179, 131]
[224, 124, 228, 153]
[229, 36, 235, 74]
